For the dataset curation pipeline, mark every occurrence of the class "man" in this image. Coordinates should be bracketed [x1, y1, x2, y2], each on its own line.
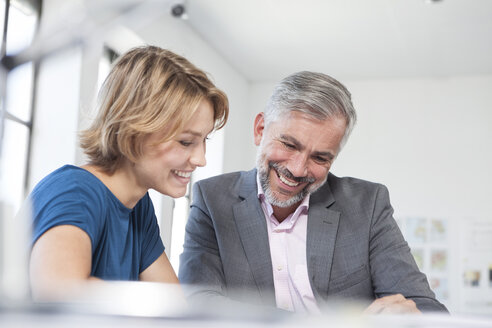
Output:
[179, 71, 447, 314]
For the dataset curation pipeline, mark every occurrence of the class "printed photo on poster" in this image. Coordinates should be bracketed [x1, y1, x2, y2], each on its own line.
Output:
[430, 218, 447, 242]
[405, 217, 427, 244]
[411, 248, 424, 270]
[463, 270, 481, 287]
[430, 277, 449, 301]
[431, 250, 447, 272]
[489, 264, 492, 288]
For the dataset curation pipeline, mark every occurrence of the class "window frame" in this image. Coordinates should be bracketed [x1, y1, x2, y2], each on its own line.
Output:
[1, 0, 42, 211]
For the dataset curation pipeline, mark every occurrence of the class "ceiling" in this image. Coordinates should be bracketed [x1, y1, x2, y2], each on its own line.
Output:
[183, 0, 492, 82]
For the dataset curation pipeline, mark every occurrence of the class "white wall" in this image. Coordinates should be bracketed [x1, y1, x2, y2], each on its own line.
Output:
[337, 76, 492, 219]
[29, 0, 89, 188]
[30, 47, 82, 189]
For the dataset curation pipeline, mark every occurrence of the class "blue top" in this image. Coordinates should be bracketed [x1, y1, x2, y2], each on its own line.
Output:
[30, 165, 165, 280]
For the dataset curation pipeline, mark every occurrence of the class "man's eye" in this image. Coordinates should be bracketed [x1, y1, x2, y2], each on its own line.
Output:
[313, 156, 328, 164]
[282, 142, 296, 150]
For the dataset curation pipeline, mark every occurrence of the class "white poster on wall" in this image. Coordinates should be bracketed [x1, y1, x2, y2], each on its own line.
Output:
[458, 218, 492, 314]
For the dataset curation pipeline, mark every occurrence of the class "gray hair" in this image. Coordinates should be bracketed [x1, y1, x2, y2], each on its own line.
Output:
[264, 71, 357, 148]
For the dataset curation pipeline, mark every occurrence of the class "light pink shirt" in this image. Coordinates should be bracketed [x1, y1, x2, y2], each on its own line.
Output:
[257, 175, 320, 314]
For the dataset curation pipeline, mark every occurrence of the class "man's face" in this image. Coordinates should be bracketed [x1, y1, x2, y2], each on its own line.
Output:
[254, 111, 346, 209]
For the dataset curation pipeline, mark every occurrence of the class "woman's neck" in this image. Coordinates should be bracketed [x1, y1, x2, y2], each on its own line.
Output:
[81, 163, 146, 209]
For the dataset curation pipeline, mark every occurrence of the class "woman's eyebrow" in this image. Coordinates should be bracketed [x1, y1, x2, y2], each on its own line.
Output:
[181, 130, 203, 137]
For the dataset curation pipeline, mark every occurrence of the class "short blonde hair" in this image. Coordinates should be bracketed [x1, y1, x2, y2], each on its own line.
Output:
[80, 46, 229, 174]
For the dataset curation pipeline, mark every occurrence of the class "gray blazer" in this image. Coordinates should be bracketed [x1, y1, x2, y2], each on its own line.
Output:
[179, 169, 447, 312]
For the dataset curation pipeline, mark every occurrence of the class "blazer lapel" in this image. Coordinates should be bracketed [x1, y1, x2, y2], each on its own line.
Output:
[306, 180, 340, 302]
[232, 170, 276, 306]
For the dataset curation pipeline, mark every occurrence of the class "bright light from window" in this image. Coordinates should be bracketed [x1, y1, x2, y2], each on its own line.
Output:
[5, 62, 33, 121]
[97, 49, 112, 94]
[6, 4, 37, 55]
[0, 119, 29, 213]
[1, 1, 37, 214]
[170, 196, 189, 272]
[0, 1, 6, 39]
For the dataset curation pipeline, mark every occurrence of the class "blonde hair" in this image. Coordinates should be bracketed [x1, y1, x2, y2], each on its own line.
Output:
[80, 46, 229, 174]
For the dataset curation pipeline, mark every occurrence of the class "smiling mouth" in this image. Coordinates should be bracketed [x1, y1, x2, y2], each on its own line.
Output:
[270, 162, 315, 189]
[172, 170, 192, 178]
[276, 170, 300, 187]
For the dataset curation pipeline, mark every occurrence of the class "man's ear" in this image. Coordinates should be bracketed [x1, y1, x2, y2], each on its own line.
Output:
[253, 112, 266, 146]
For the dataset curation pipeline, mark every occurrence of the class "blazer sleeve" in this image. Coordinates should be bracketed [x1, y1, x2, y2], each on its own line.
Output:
[178, 182, 229, 304]
[368, 184, 448, 313]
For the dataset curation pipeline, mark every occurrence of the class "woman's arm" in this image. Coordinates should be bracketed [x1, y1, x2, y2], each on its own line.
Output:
[139, 252, 179, 283]
[30, 225, 101, 300]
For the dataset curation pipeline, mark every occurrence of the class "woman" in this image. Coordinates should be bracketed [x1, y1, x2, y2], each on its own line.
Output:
[28, 46, 228, 299]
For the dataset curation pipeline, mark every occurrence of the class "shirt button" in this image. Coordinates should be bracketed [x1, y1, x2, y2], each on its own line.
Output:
[277, 266, 283, 271]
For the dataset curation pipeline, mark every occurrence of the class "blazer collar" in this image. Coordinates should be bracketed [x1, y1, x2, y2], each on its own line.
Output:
[237, 168, 258, 199]
[233, 169, 276, 306]
[309, 173, 336, 208]
[307, 173, 340, 301]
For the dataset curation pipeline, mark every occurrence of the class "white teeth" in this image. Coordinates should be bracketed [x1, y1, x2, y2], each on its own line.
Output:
[173, 170, 192, 178]
[278, 173, 300, 187]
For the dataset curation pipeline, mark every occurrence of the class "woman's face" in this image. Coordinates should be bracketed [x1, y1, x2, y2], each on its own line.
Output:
[132, 99, 215, 198]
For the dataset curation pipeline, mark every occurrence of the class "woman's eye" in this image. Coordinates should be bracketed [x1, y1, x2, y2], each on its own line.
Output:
[180, 141, 193, 147]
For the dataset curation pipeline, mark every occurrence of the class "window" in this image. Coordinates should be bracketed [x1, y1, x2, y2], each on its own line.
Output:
[0, 0, 41, 300]
[170, 193, 189, 271]
[97, 46, 119, 93]
[1, 0, 40, 215]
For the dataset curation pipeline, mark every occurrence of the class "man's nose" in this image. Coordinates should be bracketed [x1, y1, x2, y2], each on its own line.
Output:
[288, 152, 308, 177]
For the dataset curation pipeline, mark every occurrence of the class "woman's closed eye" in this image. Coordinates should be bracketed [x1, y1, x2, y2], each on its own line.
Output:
[179, 140, 194, 147]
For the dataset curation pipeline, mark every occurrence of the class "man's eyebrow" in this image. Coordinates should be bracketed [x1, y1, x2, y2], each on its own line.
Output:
[279, 134, 335, 160]
[279, 134, 303, 149]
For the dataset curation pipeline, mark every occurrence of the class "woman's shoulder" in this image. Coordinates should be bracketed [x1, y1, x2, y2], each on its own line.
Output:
[29, 165, 110, 248]
[31, 165, 106, 201]
[45, 164, 92, 179]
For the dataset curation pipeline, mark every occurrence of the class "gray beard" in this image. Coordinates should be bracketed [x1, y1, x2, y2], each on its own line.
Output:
[256, 147, 328, 208]
[259, 166, 308, 208]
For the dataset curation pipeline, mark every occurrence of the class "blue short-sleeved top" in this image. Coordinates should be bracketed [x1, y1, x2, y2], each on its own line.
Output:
[30, 165, 165, 280]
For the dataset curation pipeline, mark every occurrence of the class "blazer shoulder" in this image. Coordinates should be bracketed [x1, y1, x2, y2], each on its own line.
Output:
[194, 169, 256, 197]
[196, 171, 245, 189]
[321, 173, 390, 210]
[327, 172, 386, 195]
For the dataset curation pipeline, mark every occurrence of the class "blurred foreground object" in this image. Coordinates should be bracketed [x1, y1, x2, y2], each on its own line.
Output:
[57, 281, 188, 318]
[0, 197, 31, 304]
